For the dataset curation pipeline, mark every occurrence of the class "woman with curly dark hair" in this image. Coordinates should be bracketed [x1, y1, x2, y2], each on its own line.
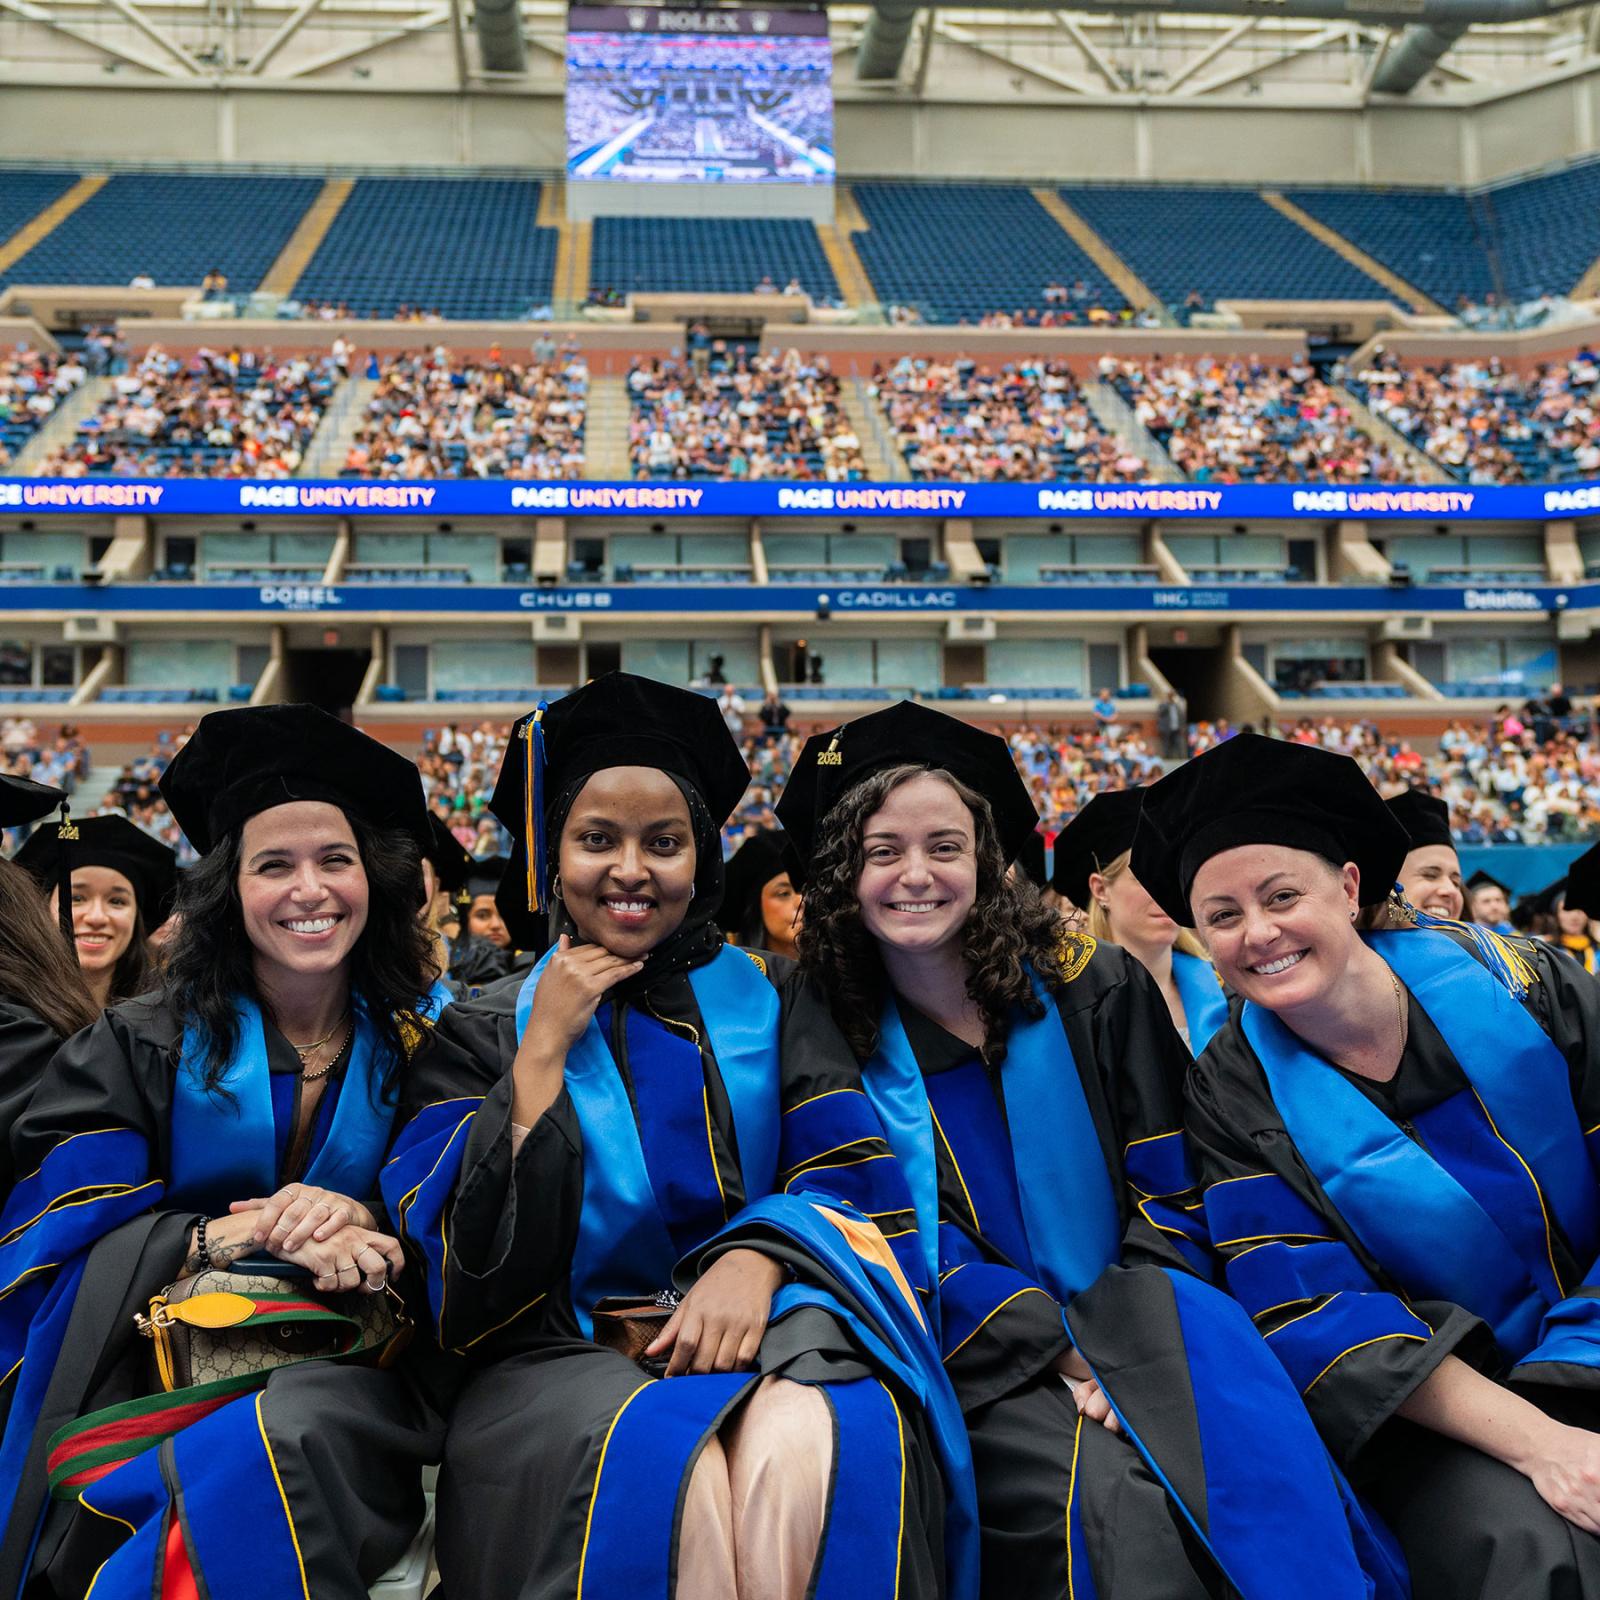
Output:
[0, 704, 446, 1600]
[778, 700, 1409, 1600]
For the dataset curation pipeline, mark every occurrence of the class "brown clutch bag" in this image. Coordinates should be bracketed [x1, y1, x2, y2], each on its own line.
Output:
[591, 1291, 681, 1374]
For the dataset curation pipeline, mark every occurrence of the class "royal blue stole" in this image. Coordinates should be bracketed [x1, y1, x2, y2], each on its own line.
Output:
[514, 943, 781, 1336]
[861, 968, 1121, 1311]
[1242, 929, 1600, 1361]
[171, 997, 396, 1215]
[416, 978, 455, 1022]
[1172, 950, 1229, 1056]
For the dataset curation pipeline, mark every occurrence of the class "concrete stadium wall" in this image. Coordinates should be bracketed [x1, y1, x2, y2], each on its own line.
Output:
[1, 63, 1597, 187]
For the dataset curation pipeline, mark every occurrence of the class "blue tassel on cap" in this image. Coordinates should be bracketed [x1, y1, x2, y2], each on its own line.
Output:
[1394, 883, 1535, 999]
[524, 702, 550, 916]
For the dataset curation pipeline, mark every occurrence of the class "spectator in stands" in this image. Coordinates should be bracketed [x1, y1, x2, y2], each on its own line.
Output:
[1107, 355, 1403, 484]
[753, 275, 778, 295]
[759, 690, 791, 745]
[127, 270, 155, 290]
[44, 345, 337, 480]
[627, 350, 863, 482]
[1157, 689, 1187, 763]
[200, 267, 228, 300]
[1091, 688, 1119, 737]
[348, 345, 587, 480]
[782, 277, 805, 297]
[873, 355, 1146, 484]
[717, 683, 746, 740]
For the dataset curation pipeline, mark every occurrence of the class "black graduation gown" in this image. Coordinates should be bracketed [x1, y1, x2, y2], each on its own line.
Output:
[884, 945, 1234, 1599]
[1186, 927, 1600, 1600]
[0, 999, 63, 1199]
[391, 956, 952, 1600]
[0, 994, 445, 1600]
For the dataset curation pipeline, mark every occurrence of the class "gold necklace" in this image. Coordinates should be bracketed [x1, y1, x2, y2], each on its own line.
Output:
[299, 1017, 353, 1083]
[1388, 968, 1408, 1053]
[289, 1011, 350, 1074]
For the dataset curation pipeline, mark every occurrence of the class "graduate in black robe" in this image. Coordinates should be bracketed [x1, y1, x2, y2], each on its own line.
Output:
[0, 704, 447, 1600]
[0, 774, 101, 1203]
[383, 672, 978, 1600]
[777, 702, 1404, 1600]
[1131, 732, 1600, 1599]
[718, 828, 802, 960]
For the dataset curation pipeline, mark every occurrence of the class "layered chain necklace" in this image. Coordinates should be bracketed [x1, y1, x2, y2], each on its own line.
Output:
[288, 1011, 353, 1083]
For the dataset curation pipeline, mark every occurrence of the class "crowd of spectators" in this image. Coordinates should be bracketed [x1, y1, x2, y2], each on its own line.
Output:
[0, 349, 88, 469]
[40, 346, 340, 479]
[971, 281, 1143, 331]
[1104, 354, 1406, 484]
[871, 355, 1149, 483]
[1354, 349, 1600, 484]
[0, 718, 92, 851]
[343, 343, 588, 479]
[627, 350, 866, 481]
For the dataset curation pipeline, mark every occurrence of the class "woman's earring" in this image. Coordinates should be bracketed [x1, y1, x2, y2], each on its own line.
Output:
[550, 871, 563, 904]
[688, 883, 696, 902]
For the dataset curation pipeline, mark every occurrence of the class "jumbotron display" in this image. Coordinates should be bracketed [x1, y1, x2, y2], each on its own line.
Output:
[565, 6, 835, 186]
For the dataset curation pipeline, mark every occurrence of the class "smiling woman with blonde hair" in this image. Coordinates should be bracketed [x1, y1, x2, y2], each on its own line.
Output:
[1136, 732, 1600, 1598]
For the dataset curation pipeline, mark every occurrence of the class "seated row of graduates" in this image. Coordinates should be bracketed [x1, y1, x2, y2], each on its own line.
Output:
[1, 672, 1599, 1600]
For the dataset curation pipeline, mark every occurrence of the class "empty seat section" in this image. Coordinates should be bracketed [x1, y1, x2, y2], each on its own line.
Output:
[1057, 185, 1386, 314]
[851, 183, 1121, 324]
[0, 169, 81, 252]
[1476, 159, 1600, 301]
[293, 177, 557, 320]
[587, 217, 837, 299]
[1283, 188, 1493, 308]
[0, 173, 321, 292]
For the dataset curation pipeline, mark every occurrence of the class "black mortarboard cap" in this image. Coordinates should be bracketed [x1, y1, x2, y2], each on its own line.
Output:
[717, 829, 791, 935]
[1131, 732, 1408, 926]
[1051, 789, 1144, 909]
[0, 772, 66, 831]
[16, 814, 179, 926]
[426, 813, 475, 899]
[1567, 843, 1600, 918]
[775, 700, 1039, 887]
[489, 674, 751, 947]
[466, 856, 510, 903]
[1385, 789, 1454, 853]
[1015, 831, 1047, 889]
[159, 704, 429, 857]
[1466, 868, 1512, 898]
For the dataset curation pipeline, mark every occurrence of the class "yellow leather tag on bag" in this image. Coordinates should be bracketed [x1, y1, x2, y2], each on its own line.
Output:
[167, 1291, 259, 1330]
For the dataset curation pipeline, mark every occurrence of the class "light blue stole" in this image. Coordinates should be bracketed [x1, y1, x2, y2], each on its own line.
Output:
[514, 943, 781, 1335]
[171, 996, 396, 1215]
[862, 969, 1122, 1310]
[1172, 950, 1229, 1056]
[1242, 929, 1600, 1359]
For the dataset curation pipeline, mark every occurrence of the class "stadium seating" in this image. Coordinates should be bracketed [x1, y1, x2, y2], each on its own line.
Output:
[1479, 158, 1600, 303]
[1281, 188, 1494, 309]
[0, 170, 81, 258]
[588, 217, 838, 300]
[43, 347, 340, 479]
[1057, 185, 1386, 315]
[873, 355, 1144, 482]
[0, 173, 322, 293]
[1105, 356, 1403, 483]
[627, 350, 864, 480]
[0, 349, 86, 468]
[851, 183, 1126, 324]
[1351, 353, 1600, 483]
[293, 178, 558, 320]
[346, 348, 587, 478]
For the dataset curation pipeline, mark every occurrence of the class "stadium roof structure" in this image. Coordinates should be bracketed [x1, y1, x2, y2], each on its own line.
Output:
[1, 0, 1596, 104]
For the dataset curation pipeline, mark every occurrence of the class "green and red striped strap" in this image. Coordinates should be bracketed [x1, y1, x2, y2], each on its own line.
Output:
[45, 1293, 364, 1500]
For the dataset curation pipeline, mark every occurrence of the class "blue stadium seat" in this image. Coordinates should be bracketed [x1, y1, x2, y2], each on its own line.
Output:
[588, 217, 838, 300]
[1057, 185, 1386, 315]
[0, 171, 81, 260]
[852, 183, 1123, 324]
[293, 178, 558, 320]
[0, 173, 322, 292]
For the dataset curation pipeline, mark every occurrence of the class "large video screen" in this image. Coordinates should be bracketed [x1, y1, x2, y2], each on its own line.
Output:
[566, 7, 834, 186]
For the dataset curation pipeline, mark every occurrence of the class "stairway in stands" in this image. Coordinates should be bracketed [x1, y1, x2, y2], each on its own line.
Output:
[298, 375, 378, 477]
[11, 376, 111, 472]
[0, 176, 106, 281]
[258, 178, 355, 299]
[1259, 193, 1448, 315]
[841, 378, 901, 479]
[1085, 380, 1180, 481]
[815, 187, 881, 316]
[584, 374, 633, 479]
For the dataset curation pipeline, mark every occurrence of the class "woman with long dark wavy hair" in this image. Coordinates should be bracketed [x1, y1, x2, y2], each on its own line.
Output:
[0, 774, 99, 1201]
[778, 700, 1409, 1600]
[16, 812, 176, 1011]
[0, 703, 447, 1600]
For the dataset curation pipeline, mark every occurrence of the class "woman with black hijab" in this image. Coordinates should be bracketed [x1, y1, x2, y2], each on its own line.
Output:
[1140, 733, 1600, 1598]
[16, 813, 178, 1011]
[383, 671, 976, 1600]
[0, 704, 445, 1600]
